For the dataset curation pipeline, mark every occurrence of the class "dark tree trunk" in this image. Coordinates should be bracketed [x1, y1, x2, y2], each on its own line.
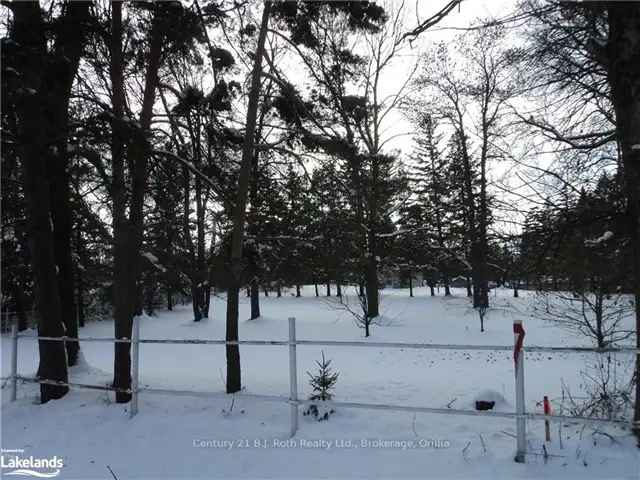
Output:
[277, 284, 282, 297]
[472, 274, 481, 307]
[50, 123, 78, 365]
[9, 2, 90, 402]
[429, 284, 435, 296]
[471, 242, 489, 309]
[77, 278, 85, 329]
[46, 0, 90, 367]
[135, 283, 144, 316]
[336, 283, 342, 298]
[195, 152, 207, 319]
[296, 284, 301, 297]
[167, 289, 173, 311]
[326, 282, 331, 296]
[605, 4, 640, 441]
[110, 1, 130, 403]
[365, 194, 380, 319]
[192, 284, 202, 322]
[409, 276, 413, 297]
[250, 280, 260, 319]
[180, 161, 198, 321]
[12, 285, 29, 332]
[444, 273, 451, 296]
[263, 286, 269, 297]
[203, 268, 212, 318]
[225, 285, 241, 392]
[21, 109, 69, 400]
[466, 276, 472, 297]
[365, 254, 379, 318]
[314, 282, 319, 297]
[225, 2, 271, 393]
[75, 223, 85, 328]
[111, 2, 164, 403]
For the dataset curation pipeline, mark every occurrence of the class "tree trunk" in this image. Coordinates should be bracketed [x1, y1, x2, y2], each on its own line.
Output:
[13, 285, 29, 332]
[466, 276, 472, 297]
[75, 222, 86, 328]
[471, 241, 489, 309]
[203, 269, 212, 318]
[26, 146, 69, 402]
[336, 283, 342, 298]
[49, 108, 78, 365]
[430, 284, 435, 297]
[194, 128, 207, 319]
[110, 1, 131, 403]
[314, 282, 319, 297]
[225, 285, 241, 392]
[180, 164, 199, 322]
[225, 2, 271, 394]
[46, 0, 90, 367]
[605, 4, 640, 440]
[111, 2, 164, 403]
[277, 284, 282, 297]
[192, 284, 202, 321]
[409, 275, 413, 297]
[444, 273, 451, 296]
[12, 0, 89, 373]
[250, 280, 260, 319]
[9, 1, 94, 402]
[326, 282, 331, 296]
[296, 284, 301, 297]
[365, 253, 379, 317]
[365, 154, 380, 318]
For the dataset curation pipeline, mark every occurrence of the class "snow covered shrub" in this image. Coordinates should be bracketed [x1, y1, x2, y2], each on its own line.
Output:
[303, 351, 338, 421]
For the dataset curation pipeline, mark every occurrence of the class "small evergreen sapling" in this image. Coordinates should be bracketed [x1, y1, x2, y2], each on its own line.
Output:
[303, 351, 339, 421]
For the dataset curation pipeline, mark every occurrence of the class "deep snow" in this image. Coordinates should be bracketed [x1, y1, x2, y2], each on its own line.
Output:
[1, 287, 638, 479]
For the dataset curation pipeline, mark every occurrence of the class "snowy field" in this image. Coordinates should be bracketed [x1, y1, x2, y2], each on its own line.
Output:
[2, 287, 638, 479]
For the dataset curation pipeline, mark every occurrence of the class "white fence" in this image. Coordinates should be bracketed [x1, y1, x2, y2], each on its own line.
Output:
[7, 318, 640, 463]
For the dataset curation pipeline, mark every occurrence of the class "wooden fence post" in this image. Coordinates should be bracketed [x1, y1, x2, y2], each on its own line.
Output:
[288, 317, 298, 437]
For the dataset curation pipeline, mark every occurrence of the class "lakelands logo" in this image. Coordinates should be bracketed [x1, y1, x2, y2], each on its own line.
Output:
[1, 449, 63, 478]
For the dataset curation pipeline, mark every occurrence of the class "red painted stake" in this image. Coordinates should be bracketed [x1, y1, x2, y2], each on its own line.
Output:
[543, 395, 551, 442]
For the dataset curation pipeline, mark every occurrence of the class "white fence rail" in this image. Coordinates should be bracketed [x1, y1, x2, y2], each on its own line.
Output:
[6, 318, 640, 463]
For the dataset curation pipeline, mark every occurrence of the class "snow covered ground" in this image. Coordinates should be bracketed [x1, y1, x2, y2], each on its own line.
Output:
[2, 287, 638, 479]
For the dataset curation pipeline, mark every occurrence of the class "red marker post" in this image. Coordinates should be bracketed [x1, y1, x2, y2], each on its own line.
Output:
[513, 320, 526, 463]
[543, 395, 551, 442]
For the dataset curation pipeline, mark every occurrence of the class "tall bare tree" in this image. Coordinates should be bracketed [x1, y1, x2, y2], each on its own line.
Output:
[415, 26, 520, 310]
